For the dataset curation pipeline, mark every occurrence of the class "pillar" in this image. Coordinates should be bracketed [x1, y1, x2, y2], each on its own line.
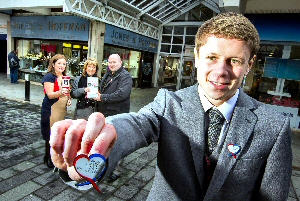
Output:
[88, 20, 105, 77]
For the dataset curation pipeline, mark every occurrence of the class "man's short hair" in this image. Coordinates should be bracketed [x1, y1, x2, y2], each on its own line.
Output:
[195, 12, 260, 60]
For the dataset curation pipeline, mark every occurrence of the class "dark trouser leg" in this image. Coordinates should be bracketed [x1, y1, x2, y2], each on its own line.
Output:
[44, 140, 54, 168]
[10, 68, 13, 83]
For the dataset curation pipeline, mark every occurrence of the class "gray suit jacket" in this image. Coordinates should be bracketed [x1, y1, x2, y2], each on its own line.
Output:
[106, 84, 292, 201]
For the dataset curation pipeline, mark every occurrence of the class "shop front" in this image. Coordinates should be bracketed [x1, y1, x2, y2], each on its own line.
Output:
[244, 14, 300, 129]
[10, 15, 89, 82]
[103, 24, 158, 88]
[0, 17, 7, 73]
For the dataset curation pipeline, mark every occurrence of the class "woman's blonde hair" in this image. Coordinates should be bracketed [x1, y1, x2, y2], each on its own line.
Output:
[47, 54, 67, 76]
[82, 58, 99, 76]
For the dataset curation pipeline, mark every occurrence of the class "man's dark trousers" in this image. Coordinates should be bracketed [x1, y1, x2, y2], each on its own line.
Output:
[10, 67, 18, 83]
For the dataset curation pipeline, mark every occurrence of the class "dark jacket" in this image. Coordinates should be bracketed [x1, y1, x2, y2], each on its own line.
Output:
[7, 51, 20, 69]
[97, 67, 132, 117]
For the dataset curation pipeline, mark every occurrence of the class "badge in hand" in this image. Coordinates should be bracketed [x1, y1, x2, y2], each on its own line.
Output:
[73, 154, 107, 193]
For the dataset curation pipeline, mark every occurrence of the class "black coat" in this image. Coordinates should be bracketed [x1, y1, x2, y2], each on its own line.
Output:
[7, 51, 20, 69]
[71, 75, 98, 109]
[97, 67, 132, 117]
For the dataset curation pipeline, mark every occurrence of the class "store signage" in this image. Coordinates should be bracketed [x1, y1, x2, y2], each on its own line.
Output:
[267, 104, 300, 129]
[263, 57, 300, 80]
[270, 96, 299, 108]
[104, 24, 158, 53]
[258, 45, 283, 56]
[11, 16, 89, 41]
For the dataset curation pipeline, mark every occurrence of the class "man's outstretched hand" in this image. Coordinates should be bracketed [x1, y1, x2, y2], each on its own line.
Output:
[50, 112, 117, 181]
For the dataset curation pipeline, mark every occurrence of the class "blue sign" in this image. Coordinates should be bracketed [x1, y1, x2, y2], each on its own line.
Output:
[11, 16, 89, 41]
[263, 57, 300, 80]
[104, 24, 158, 53]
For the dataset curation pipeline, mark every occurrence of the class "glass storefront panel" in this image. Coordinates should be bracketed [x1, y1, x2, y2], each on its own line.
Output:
[247, 44, 300, 106]
[162, 35, 172, 43]
[16, 39, 88, 77]
[103, 45, 141, 78]
[185, 36, 195, 46]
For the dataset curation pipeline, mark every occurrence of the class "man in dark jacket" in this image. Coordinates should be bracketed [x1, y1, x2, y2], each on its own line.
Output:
[7, 50, 20, 84]
[95, 53, 132, 181]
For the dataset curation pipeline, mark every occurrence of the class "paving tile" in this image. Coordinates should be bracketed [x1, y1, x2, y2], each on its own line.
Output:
[114, 178, 147, 200]
[143, 179, 154, 191]
[123, 152, 142, 166]
[33, 170, 60, 186]
[76, 184, 116, 201]
[289, 182, 298, 199]
[33, 180, 69, 200]
[133, 166, 156, 182]
[103, 170, 135, 189]
[125, 158, 149, 172]
[49, 188, 83, 201]
[131, 189, 149, 201]
[292, 171, 300, 189]
[138, 148, 157, 161]
[0, 181, 42, 201]
[148, 158, 157, 167]
[0, 161, 36, 179]
[29, 155, 46, 166]
[31, 164, 54, 175]
[0, 153, 35, 168]
[104, 196, 125, 201]
[0, 170, 39, 193]
[19, 194, 44, 201]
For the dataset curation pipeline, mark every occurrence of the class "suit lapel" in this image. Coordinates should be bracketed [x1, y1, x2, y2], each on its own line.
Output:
[180, 85, 207, 194]
[205, 91, 258, 200]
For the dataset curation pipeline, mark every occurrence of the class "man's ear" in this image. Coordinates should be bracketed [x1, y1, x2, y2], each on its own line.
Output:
[245, 55, 256, 76]
[194, 48, 200, 68]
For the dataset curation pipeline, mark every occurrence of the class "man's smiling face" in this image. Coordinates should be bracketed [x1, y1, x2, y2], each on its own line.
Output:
[195, 36, 255, 106]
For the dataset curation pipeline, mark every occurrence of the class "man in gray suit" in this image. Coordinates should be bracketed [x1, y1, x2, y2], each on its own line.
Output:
[50, 12, 292, 200]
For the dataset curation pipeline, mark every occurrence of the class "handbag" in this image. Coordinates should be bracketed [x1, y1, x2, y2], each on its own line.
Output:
[74, 106, 95, 120]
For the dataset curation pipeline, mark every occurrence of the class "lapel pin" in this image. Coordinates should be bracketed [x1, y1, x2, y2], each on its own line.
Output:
[228, 144, 241, 159]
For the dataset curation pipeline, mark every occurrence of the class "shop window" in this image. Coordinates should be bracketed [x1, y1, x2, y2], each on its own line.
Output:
[103, 45, 140, 78]
[16, 39, 88, 77]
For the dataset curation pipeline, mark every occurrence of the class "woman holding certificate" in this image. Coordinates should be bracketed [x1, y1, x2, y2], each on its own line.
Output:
[70, 58, 99, 120]
[41, 54, 71, 168]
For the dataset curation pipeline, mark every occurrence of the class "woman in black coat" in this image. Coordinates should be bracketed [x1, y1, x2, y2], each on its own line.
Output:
[70, 58, 99, 120]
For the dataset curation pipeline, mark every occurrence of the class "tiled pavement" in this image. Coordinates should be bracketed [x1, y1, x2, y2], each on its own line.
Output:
[0, 73, 299, 200]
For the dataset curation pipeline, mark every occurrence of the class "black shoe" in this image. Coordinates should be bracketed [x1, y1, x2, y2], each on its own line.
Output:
[44, 155, 54, 168]
[107, 173, 120, 182]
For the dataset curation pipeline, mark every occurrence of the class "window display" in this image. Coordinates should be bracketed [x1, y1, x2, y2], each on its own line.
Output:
[103, 45, 141, 78]
[16, 39, 88, 77]
[246, 44, 300, 104]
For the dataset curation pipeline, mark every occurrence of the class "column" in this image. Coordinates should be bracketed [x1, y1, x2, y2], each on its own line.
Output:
[88, 20, 105, 77]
